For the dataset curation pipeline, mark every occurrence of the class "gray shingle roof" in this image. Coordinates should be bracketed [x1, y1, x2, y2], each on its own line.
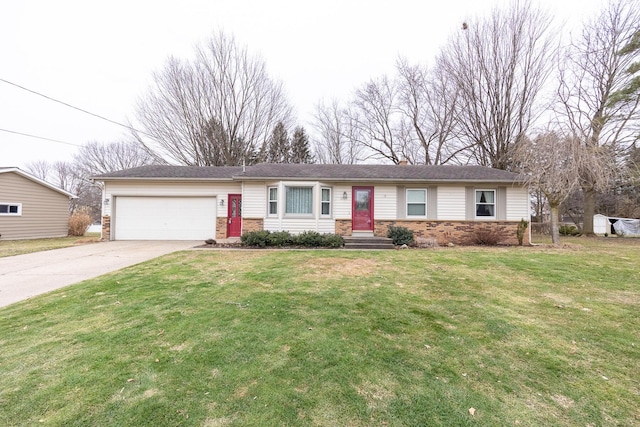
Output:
[91, 165, 243, 180]
[240, 163, 523, 182]
[92, 163, 524, 183]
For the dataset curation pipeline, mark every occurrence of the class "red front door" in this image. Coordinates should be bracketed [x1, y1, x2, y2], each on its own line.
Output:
[227, 194, 242, 237]
[352, 187, 374, 231]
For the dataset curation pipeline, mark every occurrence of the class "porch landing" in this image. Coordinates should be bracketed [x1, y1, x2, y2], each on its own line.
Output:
[342, 235, 395, 250]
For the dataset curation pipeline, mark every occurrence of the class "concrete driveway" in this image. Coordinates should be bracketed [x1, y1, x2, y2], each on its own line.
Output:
[0, 241, 199, 308]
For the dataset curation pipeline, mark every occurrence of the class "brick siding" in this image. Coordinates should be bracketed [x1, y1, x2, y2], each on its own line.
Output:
[373, 220, 529, 246]
[242, 218, 264, 234]
[335, 219, 352, 236]
[216, 218, 228, 240]
[101, 215, 111, 241]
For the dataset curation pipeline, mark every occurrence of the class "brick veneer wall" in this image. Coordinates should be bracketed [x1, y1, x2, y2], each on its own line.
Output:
[216, 218, 228, 240]
[335, 219, 352, 236]
[375, 220, 529, 246]
[337, 218, 529, 245]
[242, 218, 264, 234]
[101, 215, 111, 241]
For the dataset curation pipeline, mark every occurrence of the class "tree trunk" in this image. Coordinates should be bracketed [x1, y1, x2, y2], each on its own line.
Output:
[582, 187, 596, 236]
[550, 203, 561, 245]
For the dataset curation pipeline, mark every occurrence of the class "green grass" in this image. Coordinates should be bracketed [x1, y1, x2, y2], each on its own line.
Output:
[0, 234, 101, 258]
[1, 239, 639, 426]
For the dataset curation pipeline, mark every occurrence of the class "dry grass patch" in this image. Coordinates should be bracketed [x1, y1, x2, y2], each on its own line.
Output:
[356, 376, 398, 410]
[0, 235, 100, 257]
[300, 257, 380, 279]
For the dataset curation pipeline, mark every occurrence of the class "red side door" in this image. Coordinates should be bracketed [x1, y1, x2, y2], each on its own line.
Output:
[352, 187, 374, 231]
[227, 194, 242, 237]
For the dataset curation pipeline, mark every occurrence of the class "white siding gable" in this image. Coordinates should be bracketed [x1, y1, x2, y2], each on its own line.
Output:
[332, 185, 352, 219]
[242, 181, 267, 217]
[374, 186, 396, 220]
[437, 186, 466, 220]
[506, 186, 530, 221]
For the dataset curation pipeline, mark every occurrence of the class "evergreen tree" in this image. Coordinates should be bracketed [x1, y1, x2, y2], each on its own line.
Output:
[267, 122, 290, 163]
[290, 126, 314, 163]
[608, 30, 640, 108]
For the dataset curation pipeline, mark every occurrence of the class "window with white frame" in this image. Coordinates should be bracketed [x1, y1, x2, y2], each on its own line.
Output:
[406, 189, 427, 216]
[285, 186, 313, 215]
[268, 187, 278, 215]
[0, 203, 21, 216]
[321, 187, 331, 216]
[475, 190, 495, 217]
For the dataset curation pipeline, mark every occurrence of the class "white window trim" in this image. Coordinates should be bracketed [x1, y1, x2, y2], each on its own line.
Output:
[406, 189, 427, 218]
[284, 185, 314, 217]
[320, 187, 332, 217]
[475, 189, 496, 219]
[0, 202, 22, 216]
[267, 187, 278, 217]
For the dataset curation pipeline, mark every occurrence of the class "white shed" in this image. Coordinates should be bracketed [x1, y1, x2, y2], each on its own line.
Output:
[593, 214, 608, 235]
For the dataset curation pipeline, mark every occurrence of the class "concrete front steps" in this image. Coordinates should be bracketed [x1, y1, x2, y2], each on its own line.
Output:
[343, 235, 395, 249]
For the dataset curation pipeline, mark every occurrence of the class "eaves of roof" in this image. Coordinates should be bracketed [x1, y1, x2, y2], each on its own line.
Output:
[90, 164, 526, 185]
[0, 167, 77, 198]
[233, 174, 523, 184]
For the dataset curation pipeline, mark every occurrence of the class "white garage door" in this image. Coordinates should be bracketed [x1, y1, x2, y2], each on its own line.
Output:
[114, 196, 217, 240]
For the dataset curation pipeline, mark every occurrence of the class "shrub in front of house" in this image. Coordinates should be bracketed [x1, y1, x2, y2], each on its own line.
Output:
[517, 218, 529, 246]
[387, 226, 414, 246]
[296, 230, 324, 247]
[320, 233, 345, 248]
[473, 227, 501, 245]
[267, 231, 295, 247]
[241, 230, 271, 247]
[68, 207, 93, 236]
[241, 230, 344, 248]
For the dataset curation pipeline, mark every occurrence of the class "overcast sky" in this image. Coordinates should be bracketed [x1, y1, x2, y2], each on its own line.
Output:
[1, 0, 604, 170]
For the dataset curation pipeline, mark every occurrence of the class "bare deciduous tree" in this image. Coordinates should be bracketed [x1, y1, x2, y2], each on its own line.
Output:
[437, 0, 555, 169]
[312, 99, 363, 164]
[514, 132, 580, 244]
[347, 76, 405, 164]
[25, 160, 51, 181]
[556, 0, 640, 234]
[133, 31, 293, 166]
[396, 58, 469, 165]
[73, 141, 156, 176]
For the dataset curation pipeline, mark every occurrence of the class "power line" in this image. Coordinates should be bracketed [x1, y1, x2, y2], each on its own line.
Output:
[0, 128, 83, 147]
[0, 77, 151, 137]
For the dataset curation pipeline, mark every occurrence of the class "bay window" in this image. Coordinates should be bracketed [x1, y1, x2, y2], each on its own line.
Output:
[285, 186, 313, 215]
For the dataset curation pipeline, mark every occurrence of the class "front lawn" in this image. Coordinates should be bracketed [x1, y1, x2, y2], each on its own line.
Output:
[1, 239, 638, 426]
[0, 234, 100, 258]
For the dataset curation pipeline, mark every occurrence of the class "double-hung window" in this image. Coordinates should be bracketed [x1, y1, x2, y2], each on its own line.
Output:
[268, 187, 278, 215]
[285, 186, 313, 215]
[475, 190, 495, 217]
[321, 187, 331, 216]
[406, 189, 427, 217]
[0, 203, 21, 215]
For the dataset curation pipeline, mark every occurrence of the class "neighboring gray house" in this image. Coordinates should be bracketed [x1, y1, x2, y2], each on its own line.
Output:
[92, 163, 531, 245]
[0, 167, 76, 240]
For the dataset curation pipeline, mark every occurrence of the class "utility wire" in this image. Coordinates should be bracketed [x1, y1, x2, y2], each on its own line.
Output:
[0, 128, 83, 147]
[0, 77, 151, 137]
